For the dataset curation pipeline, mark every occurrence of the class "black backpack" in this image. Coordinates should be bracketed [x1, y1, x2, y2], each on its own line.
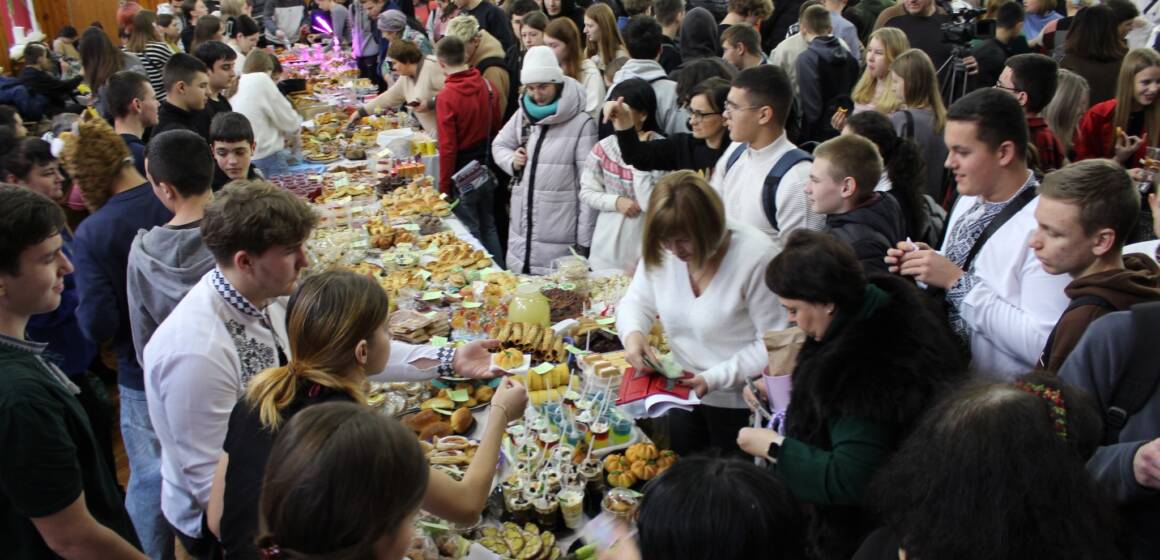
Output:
[723, 144, 813, 232]
[478, 47, 522, 123]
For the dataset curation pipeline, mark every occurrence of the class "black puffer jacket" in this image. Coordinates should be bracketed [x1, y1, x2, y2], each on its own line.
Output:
[827, 193, 907, 274]
[783, 274, 967, 560]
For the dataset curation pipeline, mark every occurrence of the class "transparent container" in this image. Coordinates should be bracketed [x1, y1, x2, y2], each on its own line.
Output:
[508, 283, 551, 326]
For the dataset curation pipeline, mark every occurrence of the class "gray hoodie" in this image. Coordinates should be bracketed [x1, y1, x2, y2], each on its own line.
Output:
[610, 59, 690, 136]
[1059, 309, 1160, 557]
[126, 224, 215, 364]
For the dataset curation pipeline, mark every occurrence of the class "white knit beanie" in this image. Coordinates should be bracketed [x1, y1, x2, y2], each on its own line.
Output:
[521, 46, 565, 85]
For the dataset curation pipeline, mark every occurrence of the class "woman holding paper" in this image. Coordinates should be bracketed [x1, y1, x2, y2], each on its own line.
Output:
[737, 230, 964, 560]
[616, 170, 787, 458]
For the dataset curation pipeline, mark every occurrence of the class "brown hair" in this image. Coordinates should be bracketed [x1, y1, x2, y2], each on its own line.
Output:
[892, 49, 947, 131]
[721, 24, 761, 55]
[585, 3, 625, 67]
[643, 171, 727, 270]
[126, 10, 161, 53]
[201, 180, 318, 263]
[728, 0, 773, 18]
[800, 4, 833, 35]
[59, 112, 132, 211]
[1113, 48, 1160, 150]
[435, 35, 466, 66]
[190, 14, 222, 53]
[1038, 159, 1139, 249]
[258, 401, 429, 559]
[851, 28, 908, 113]
[624, 0, 655, 16]
[546, 18, 586, 80]
[387, 38, 424, 64]
[243, 49, 277, 74]
[1065, 5, 1128, 62]
[246, 270, 388, 429]
[813, 134, 884, 202]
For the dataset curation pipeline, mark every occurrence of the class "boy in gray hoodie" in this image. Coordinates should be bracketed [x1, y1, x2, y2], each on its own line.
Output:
[127, 129, 217, 365]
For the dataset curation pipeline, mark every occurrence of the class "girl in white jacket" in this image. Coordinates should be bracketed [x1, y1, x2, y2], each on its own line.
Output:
[580, 78, 665, 273]
[230, 50, 301, 177]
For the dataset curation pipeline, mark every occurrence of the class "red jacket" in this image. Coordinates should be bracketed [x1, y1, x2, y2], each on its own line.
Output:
[436, 68, 503, 195]
[1075, 99, 1148, 166]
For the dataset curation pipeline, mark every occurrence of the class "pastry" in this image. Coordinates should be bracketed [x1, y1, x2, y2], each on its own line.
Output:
[493, 348, 525, 370]
[402, 409, 441, 434]
[418, 421, 453, 441]
[450, 407, 474, 434]
[420, 397, 454, 411]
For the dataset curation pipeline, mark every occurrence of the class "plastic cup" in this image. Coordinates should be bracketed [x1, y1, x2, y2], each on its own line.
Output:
[590, 421, 610, 449]
[533, 495, 560, 530]
[558, 488, 585, 529]
[611, 415, 633, 445]
[510, 495, 533, 524]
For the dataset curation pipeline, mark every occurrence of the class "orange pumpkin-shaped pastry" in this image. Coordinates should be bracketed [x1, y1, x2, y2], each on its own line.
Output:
[630, 460, 659, 481]
[607, 468, 637, 488]
[603, 453, 629, 473]
[655, 449, 677, 471]
[625, 443, 658, 462]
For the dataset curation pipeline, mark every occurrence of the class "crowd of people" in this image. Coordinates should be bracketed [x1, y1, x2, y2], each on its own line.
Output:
[4, 0, 1160, 558]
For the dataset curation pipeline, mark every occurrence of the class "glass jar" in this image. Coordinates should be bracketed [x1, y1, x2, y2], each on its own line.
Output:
[508, 283, 551, 326]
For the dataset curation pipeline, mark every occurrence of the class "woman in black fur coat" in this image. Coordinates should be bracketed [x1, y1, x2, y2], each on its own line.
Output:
[737, 230, 966, 560]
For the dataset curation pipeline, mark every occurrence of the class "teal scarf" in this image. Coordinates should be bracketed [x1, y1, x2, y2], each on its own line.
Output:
[822, 284, 891, 343]
[523, 93, 560, 121]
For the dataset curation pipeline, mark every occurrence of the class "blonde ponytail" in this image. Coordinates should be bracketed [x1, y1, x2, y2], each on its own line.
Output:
[246, 361, 367, 430]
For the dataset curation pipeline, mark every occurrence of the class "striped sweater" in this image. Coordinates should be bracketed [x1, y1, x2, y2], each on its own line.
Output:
[126, 41, 175, 102]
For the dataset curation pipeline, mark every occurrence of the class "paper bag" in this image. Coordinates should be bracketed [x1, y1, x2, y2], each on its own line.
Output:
[764, 327, 807, 377]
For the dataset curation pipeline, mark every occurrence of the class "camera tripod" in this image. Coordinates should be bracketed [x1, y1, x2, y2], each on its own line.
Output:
[938, 45, 974, 106]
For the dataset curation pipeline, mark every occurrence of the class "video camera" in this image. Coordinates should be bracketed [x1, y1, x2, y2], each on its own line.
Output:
[939, 5, 996, 45]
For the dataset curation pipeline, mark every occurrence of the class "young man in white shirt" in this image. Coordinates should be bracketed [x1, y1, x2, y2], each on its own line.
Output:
[710, 64, 824, 245]
[144, 182, 501, 555]
[886, 88, 1069, 378]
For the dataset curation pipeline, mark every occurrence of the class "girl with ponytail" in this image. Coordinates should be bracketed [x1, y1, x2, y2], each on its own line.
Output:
[210, 270, 528, 560]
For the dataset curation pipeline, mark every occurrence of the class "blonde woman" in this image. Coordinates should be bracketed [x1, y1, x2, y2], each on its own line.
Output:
[546, 18, 605, 116]
[1076, 48, 1160, 168]
[584, 3, 627, 72]
[207, 270, 528, 559]
[889, 49, 949, 199]
[832, 27, 908, 130]
[1043, 68, 1090, 158]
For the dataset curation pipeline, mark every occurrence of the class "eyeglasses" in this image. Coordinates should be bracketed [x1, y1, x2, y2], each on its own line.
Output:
[993, 82, 1021, 93]
[723, 100, 762, 115]
[688, 110, 721, 122]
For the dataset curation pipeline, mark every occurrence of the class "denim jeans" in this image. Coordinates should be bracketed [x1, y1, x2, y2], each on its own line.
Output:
[121, 387, 174, 560]
[252, 151, 291, 178]
[452, 181, 504, 261]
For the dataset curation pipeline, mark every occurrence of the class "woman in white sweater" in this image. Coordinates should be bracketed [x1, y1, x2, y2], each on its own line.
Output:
[580, 78, 665, 273]
[616, 171, 787, 457]
[230, 50, 301, 177]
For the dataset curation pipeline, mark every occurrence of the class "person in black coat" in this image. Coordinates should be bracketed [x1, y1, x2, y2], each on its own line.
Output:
[808, 135, 906, 273]
[738, 230, 966, 560]
[608, 77, 730, 177]
[18, 44, 84, 117]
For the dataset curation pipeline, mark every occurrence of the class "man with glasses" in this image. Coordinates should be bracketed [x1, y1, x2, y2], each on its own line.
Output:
[995, 53, 1066, 172]
[710, 65, 824, 244]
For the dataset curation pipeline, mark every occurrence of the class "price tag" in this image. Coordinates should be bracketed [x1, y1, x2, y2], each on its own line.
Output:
[565, 344, 589, 356]
[430, 335, 449, 347]
[417, 270, 432, 280]
[600, 327, 618, 336]
[447, 389, 469, 401]
[421, 291, 443, 301]
[596, 317, 617, 325]
[532, 362, 555, 375]
[400, 223, 420, 232]
[463, 301, 483, 309]
[334, 177, 350, 188]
